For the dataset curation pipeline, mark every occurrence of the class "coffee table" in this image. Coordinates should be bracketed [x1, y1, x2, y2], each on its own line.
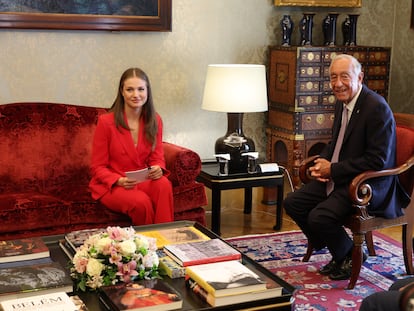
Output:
[42, 221, 294, 310]
[197, 162, 285, 235]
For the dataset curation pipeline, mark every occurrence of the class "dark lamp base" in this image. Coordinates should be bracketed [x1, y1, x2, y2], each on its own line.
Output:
[215, 133, 255, 174]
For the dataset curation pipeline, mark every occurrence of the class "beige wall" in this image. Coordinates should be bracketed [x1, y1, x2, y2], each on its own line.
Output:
[0, 0, 412, 160]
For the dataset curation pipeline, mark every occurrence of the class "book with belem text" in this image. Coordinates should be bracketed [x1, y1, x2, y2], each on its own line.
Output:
[186, 277, 283, 307]
[0, 291, 77, 311]
[0, 261, 73, 302]
[163, 238, 241, 267]
[99, 279, 182, 311]
[185, 260, 267, 297]
[139, 225, 210, 249]
[0, 237, 50, 264]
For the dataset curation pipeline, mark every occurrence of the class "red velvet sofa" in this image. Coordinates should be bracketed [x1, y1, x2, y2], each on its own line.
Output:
[0, 102, 207, 240]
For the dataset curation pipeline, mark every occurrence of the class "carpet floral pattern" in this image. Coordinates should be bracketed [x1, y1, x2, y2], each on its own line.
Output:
[227, 230, 409, 310]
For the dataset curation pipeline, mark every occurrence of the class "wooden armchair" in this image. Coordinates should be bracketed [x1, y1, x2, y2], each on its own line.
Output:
[300, 113, 414, 289]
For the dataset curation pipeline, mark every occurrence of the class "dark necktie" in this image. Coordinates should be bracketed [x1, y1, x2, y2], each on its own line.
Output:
[326, 105, 349, 195]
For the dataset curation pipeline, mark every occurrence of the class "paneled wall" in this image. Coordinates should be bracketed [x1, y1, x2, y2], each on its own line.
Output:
[0, 0, 412, 160]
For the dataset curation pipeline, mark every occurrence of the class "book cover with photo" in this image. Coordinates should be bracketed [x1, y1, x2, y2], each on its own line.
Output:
[0, 261, 73, 302]
[139, 225, 210, 249]
[163, 238, 241, 267]
[0, 237, 49, 263]
[99, 279, 182, 311]
[185, 260, 267, 297]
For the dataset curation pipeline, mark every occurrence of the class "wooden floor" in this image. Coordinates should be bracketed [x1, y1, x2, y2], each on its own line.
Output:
[203, 184, 402, 242]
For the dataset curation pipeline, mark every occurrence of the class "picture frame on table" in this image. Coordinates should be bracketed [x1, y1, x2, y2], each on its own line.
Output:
[274, 0, 362, 7]
[0, 0, 172, 31]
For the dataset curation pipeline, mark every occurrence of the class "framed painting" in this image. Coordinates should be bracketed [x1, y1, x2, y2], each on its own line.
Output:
[412, 0, 414, 29]
[275, 0, 362, 7]
[0, 0, 172, 31]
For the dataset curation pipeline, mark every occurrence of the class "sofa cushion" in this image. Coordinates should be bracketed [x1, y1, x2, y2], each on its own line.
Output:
[68, 197, 132, 227]
[0, 192, 70, 232]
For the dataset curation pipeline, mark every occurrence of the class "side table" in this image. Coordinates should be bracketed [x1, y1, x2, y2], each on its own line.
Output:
[196, 162, 285, 235]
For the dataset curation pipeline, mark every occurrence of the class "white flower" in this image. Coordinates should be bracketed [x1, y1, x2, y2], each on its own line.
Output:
[119, 239, 137, 256]
[135, 235, 150, 250]
[95, 237, 112, 254]
[86, 258, 105, 277]
[143, 251, 159, 268]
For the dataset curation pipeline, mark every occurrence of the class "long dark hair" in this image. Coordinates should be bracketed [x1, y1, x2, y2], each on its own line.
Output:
[110, 68, 158, 146]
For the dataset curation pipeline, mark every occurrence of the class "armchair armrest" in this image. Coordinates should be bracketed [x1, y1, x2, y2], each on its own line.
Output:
[298, 155, 320, 184]
[349, 154, 414, 207]
[162, 142, 202, 187]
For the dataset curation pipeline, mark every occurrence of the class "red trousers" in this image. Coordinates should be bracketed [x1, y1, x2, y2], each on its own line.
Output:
[100, 176, 174, 225]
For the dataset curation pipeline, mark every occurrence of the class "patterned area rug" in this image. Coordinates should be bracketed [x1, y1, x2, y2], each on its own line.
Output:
[226, 230, 409, 311]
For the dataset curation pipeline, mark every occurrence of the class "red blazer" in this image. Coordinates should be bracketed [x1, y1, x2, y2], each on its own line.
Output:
[89, 112, 169, 200]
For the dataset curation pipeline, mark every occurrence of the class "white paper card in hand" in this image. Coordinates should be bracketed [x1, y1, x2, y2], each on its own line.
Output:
[125, 168, 150, 183]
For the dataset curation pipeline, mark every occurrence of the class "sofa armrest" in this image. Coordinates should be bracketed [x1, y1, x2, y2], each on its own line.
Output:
[163, 142, 202, 187]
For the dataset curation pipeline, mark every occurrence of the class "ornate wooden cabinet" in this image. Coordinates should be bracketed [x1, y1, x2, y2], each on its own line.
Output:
[266, 45, 391, 189]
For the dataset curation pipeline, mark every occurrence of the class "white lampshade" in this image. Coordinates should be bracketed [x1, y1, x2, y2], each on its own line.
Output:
[201, 64, 268, 113]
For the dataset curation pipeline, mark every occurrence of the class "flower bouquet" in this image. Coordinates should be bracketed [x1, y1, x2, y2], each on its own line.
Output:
[70, 226, 159, 291]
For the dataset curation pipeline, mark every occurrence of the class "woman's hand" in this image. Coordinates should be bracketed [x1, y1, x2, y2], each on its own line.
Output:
[116, 177, 139, 189]
[147, 165, 163, 180]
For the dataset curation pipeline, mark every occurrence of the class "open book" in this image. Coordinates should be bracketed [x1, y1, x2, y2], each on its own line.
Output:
[125, 168, 150, 183]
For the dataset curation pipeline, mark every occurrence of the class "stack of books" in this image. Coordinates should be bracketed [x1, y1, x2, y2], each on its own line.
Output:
[160, 233, 282, 307]
[185, 260, 282, 307]
[0, 237, 74, 305]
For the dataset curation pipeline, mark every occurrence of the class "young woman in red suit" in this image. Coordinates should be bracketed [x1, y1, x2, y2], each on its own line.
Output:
[89, 68, 174, 225]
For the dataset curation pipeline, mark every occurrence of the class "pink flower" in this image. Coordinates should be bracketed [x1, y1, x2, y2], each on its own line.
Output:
[107, 226, 123, 240]
[116, 261, 139, 283]
[73, 256, 88, 274]
[109, 250, 122, 264]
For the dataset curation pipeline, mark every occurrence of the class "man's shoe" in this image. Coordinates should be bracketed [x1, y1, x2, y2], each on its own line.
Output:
[329, 252, 368, 280]
[319, 259, 339, 275]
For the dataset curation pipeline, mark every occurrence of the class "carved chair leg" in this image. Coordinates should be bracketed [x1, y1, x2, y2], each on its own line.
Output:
[303, 241, 313, 262]
[365, 231, 376, 256]
[402, 223, 414, 274]
[347, 232, 365, 290]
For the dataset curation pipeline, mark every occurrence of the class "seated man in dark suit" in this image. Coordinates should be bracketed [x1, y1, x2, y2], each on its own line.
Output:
[283, 54, 410, 280]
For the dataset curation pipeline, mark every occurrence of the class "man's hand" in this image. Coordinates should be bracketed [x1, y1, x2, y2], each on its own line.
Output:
[308, 158, 332, 182]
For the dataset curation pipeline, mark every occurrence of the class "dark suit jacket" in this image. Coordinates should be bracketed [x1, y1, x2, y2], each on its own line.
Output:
[320, 85, 410, 218]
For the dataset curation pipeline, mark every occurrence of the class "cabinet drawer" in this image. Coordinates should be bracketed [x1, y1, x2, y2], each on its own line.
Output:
[298, 81, 320, 93]
[299, 66, 322, 78]
[301, 112, 335, 131]
[367, 65, 388, 77]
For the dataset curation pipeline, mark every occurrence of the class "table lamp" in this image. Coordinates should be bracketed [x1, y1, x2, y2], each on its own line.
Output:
[201, 64, 268, 174]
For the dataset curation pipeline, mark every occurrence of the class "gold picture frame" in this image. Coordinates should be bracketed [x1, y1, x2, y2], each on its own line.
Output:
[275, 0, 362, 7]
